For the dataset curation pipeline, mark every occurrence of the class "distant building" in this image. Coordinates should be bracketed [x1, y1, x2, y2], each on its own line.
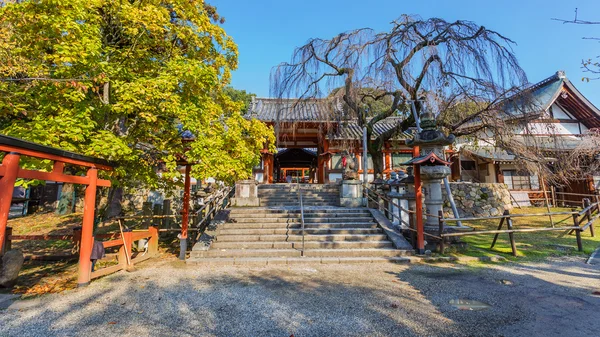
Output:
[246, 97, 413, 183]
[454, 71, 600, 204]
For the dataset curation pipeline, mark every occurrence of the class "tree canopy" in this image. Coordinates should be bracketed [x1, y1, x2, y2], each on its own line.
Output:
[0, 0, 274, 187]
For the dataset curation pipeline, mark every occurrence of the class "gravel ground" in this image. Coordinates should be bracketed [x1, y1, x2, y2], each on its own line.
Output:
[1, 257, 599, 337]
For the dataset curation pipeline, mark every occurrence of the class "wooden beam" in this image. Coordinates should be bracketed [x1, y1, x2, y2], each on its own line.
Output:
[10, 167, 111, 187]
[0, 145, 113, 170]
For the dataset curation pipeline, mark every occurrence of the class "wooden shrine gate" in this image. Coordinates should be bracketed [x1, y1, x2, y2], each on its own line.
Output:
[0, 135, 114, 286]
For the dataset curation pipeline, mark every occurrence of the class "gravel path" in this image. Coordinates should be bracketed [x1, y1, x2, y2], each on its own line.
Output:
[1, 257, 599, 337]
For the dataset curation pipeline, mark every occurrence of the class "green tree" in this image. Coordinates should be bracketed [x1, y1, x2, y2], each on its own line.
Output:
[223, 87, 256, 114]
[0, 0, 275, 188]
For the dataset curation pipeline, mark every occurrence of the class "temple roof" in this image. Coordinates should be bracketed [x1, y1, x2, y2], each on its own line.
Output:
[246, 98, 342, 122]
[247, 97, 412, 140]
[329, 120, 414, 140]
[502, 71, 600, 127]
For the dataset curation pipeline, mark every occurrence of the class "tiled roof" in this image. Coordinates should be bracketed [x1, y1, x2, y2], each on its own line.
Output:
[329, 120, 414, 140]
[501, 71, 565, 116]
[246, 98, 412, 140]
[246, 98, 343, 122]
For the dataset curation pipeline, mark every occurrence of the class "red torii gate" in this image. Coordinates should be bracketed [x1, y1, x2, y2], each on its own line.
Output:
[0, 135, 114, 286]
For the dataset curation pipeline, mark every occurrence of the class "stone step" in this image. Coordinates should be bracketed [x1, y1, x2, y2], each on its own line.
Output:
[258, 185, 338, 190]
[186, 256, 412, 266]
[220, 222, 379, 230]
[261, 202, 339, 206]
[217, 227, 382, 235]
[227, 217, 375, 223]
[210, 240, 393, 250]
[228, 208, 368, 214]
[258, 196, 339, 201]
[259, 193, 338, 197]
[190, 248, 409, 258]
[226, 212, 372, 219]
[215, 234, 389, 242]
[258, 190, 339, 194]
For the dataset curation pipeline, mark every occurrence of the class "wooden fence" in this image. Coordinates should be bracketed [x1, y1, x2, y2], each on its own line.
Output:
[365, 186, 597, 257]
[437, 198, 597, 255]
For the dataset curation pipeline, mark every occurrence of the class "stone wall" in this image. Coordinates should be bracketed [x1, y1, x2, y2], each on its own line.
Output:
[442, 182, 512, 218]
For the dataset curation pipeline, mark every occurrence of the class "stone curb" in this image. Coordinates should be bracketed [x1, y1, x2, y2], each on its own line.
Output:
[586, 245, 600, 265]
[368, 208, 414, 250]
[410, 255, 507, 263]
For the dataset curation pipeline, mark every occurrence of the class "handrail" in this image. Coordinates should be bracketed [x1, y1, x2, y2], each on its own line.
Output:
[298, 182, 306, 257]
[192, 186, 234, 238]
[442, 211, 579, 223]
[363, 185, 442, 240]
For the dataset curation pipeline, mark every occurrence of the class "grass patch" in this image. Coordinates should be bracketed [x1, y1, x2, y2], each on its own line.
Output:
[450, 207, 600, 261]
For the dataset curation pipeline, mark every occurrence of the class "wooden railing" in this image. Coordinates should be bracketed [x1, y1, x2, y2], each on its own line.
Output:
[3, 185, 234, 281]
[363, 186, 597, 256]
[91, 225, 159, 280]
[437, 198, 597, 256]
[363, 186, 443, 242]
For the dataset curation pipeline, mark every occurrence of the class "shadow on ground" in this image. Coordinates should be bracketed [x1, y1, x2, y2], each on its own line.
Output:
[1, 258, 599, 337]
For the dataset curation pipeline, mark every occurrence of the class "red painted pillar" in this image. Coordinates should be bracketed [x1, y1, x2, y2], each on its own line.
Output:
[0, 153, 20, 256]
[148, 225, 159, 256]
[179, 164, 191, 260]
[413, 146, 425, 254]
[77, 167, 97, 286]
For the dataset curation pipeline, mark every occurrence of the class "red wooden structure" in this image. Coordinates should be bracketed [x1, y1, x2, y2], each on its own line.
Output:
[405, 150, 452, 255]
[0, 135, 114, 286]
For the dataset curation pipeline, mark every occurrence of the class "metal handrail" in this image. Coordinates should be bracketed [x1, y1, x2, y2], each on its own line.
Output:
[298, 182, 306, 257]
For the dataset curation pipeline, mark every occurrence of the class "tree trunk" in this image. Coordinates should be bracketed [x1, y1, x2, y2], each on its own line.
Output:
[371, 152, 385, 178]
[368, 141, 385, 178]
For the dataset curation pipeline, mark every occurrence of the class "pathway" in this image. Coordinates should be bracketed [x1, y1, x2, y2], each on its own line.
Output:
[1, 257, 599, 336]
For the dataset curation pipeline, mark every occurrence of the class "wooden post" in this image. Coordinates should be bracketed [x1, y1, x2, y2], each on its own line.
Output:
[162, 199, 171, 229]
[540, 176, 554, 228]
[0, 153, 20, 256]
[506, 211, 517, 257]
[1, 227, 12, 256]
[490, 211, 507, 249]
[551, 185, 556, 208]
[438, 210, 445, 254]
[409, 212, 417, 249]
[152, 203, 162, 224]
[583, 198, 595, 238]
[179, 164, 191, 260]
[148, 225, 159, 256]
[122, 229, 134, 270]
[77, 167, 98, 286]
[142, 202, 152, 227]
[572, 212, 583, 252]
[575, 228, 583, 252]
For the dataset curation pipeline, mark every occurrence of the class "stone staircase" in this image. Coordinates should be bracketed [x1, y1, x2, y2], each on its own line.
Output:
[258, 184, 340, 206]
[188, 186, 413, 265]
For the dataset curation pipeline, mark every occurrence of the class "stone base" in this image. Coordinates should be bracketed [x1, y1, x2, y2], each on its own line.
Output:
[340, 180, 364, 208]
[340, 197, 365, 207]
[230, 197, 260, 207]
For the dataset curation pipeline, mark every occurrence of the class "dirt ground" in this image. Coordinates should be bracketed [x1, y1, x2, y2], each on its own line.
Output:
[1, 256, 599, 337]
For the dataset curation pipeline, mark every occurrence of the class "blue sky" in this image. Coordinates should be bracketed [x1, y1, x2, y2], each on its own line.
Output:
[212, 0, 600, 105]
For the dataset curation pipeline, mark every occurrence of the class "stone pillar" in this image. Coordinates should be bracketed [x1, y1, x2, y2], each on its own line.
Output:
[230, 180, 260, 207]
[421, 165, 451, 229]
[340, 180, 364, 207]
[387, 190, 401, 226]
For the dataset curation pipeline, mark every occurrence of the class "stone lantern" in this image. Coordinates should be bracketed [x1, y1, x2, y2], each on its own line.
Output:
[405, 111, 455, 231]
[387, 171, 404, 226]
